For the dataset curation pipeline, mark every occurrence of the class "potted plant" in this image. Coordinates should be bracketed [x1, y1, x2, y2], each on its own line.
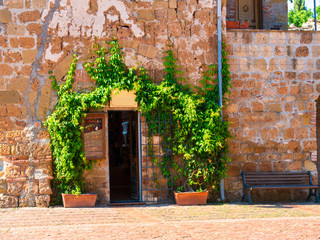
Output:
[45, 55, 98, 208]
[170, 64, 231, 205]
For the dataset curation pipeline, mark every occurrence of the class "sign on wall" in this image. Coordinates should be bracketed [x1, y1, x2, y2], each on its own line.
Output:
[83, 113, 106, 160]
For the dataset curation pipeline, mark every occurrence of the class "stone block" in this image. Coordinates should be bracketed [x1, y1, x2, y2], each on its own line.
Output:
[258, 161, 272, 172]
[36, 194, 50, 207]
[254, 59, 267, 71]
[32, 0, 46, 8]
[0, 91, 20, 104]
[138, 43, 158, 59]
[296, 46, 309, 57]
[303, 140, 316, 151]
[288, 161, 302, 171]
[270, 32, 286, 44]
[39, 179, 52, 195]
[302, 114, 311, 126]
[242, 162, 257, 172]
[254, 33, 269, 44]
[169, 0, 177, 8]
[227, 165, 240, 177]
[0, 144, 10, 155]
[251, 101, 263, 112]
[260, 46, 273, 58]
[4, 0, 23, 8]
[7, 76, 29, 92]
[248, 45, 259, 57]
[0, 64, 13, 75]
[0, 9, 12, 23]
[239, 58, 252, 71]
[15, 143, 31, 157]
[167, 8, 176, 21]
[304, 160, 317, 172]
[283, 128, 294, 139]
[0, 117, 14, 131]
[153, 1, 168, 9]
[26, 23, 41, 35]
[268, 103, 282, 112]
[155, 8, 167, 22]
[6, 24, 25, 35]
[37, 85, 52, 120]
[273, 161, 287, 172]
[18, 10, 41, 23]
[4, 50, 22, 63]
[7, 181, 25, 196]
[300, 32, 313, 44]
[243, 32, 252, 44]
[168, 21, 182, 37]
[313, 46, 320, 58]
[22, 49, 37, 64]
[53, 54, 73, 80]
[32, 142, 51, 158]
[137, 9, 155, 21]
[226, 103, 238, 113]
[0, 195, 18, 208]
[19, 37, 35, 49]
[288, 140, 301, 153]
[234, 46, 247, 57]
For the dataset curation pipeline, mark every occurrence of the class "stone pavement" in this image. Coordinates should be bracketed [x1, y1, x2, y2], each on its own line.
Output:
[1, 203, 320, 239]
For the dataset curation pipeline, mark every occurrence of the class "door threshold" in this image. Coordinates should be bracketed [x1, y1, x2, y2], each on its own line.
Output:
[109, 202, 146, 206]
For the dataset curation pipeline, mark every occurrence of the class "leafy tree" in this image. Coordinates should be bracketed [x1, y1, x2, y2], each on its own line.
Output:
[294, 0, 306, 11]
[288, 8, 313, 27]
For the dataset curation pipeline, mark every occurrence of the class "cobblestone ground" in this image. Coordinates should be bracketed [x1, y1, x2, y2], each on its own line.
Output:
[1, 203, 320, 239]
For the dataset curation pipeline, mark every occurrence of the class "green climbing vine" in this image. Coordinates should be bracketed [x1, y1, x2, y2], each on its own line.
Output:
[45, 39, 231, 196]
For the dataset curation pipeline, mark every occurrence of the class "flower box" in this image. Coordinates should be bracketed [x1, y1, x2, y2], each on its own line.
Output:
[62, 193, 97, 208]
[174, 191, 208, 205]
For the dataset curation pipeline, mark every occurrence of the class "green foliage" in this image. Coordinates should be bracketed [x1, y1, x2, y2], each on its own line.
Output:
[294, 0, 306, 11]
[288, 8, 312, 27]
[45, 39, 231, 196]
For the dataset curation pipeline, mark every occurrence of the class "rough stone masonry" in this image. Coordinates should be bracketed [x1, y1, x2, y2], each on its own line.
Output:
[0, 0, 318, 207]
[0, 0, 224, 207]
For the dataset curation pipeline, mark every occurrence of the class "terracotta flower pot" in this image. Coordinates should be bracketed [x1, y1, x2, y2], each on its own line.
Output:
[62, 193, 97, 208]
[174, 191, 208, 205]
[226, 21, 250, 29]
[226, 21, 240, 29]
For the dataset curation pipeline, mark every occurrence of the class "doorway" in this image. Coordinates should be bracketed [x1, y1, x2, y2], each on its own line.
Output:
[108, 111, 139, 203]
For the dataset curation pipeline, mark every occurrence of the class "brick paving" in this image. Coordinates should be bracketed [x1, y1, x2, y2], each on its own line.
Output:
[1, 203, 320, 239]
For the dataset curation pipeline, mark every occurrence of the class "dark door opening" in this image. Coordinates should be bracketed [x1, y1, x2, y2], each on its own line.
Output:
[108, 111, 139, 203]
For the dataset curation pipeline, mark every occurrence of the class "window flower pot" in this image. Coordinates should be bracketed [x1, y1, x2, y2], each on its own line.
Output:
[174, 191, 208, 205]
[226, 21, 249, 29]
[62, 193, 97, 208]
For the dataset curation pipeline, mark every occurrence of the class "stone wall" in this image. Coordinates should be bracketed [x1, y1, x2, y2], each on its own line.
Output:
[225, 30, 320, 201]
[0, 0, 221, 207]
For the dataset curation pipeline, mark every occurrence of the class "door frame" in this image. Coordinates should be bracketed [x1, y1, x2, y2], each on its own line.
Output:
[105, 108, 141, 204]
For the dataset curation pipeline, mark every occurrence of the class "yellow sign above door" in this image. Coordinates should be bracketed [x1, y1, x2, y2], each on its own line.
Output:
[110, 89, 138, 108]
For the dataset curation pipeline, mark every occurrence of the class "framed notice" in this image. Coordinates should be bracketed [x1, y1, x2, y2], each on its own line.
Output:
[83, 113, 106, 160]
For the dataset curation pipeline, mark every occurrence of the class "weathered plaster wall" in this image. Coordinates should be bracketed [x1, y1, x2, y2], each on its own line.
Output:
[0, 0, 220, 207]
[225, 30, 319, 201]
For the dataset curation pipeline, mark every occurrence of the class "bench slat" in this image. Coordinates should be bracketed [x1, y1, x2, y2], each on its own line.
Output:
[241, 171, 319, 204]
[248, 185, 319, 190]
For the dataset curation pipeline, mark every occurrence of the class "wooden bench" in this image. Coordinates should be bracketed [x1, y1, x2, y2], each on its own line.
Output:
[241, 171, 319, 204]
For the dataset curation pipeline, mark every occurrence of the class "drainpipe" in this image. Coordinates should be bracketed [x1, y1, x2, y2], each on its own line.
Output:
[217, 0, 225, 201]
[314, 0, 317, 31]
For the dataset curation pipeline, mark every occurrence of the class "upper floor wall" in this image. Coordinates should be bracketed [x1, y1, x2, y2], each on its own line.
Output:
[227, 0, 288, 30]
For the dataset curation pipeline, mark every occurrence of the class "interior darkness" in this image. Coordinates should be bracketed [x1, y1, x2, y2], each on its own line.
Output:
[108, 111, 139, 203]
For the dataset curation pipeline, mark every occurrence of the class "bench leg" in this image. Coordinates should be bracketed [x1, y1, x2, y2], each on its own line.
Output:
[248, 190, 253, 205]
[315, 189, 319, 203]
[307, 189, 312, 201]
[241, 191, 246, 202]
